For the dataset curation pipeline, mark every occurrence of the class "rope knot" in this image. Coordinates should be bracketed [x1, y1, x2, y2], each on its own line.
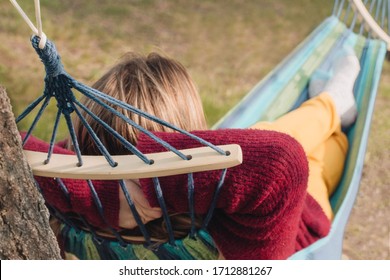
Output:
[31, 35, 65, 77]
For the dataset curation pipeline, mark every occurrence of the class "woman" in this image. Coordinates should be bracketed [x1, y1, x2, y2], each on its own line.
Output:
[24, 49, 360, 259]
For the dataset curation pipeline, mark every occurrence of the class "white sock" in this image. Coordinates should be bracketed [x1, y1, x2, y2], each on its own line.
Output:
[309, 70, 333, 98]
[324, 53, 360, 128]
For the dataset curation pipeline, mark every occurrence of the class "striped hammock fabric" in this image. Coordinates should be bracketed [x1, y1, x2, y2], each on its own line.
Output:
[12, 0, 388, 260]
[214, 15, 387, 259]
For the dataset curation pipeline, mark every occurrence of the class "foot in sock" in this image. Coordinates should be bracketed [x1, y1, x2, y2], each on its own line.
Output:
[308, 69, 333, 97]
[309, 49, 360, 128]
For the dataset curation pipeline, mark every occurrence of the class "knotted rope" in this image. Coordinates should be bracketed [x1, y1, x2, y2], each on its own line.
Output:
[16, 35, 229, 246]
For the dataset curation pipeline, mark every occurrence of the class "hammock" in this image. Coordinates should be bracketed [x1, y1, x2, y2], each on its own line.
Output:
[10, 0, 388, 259]
[214, 0, 388, 259]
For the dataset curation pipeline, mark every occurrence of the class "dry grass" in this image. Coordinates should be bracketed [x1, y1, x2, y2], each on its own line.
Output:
[0, 0, 332, 138]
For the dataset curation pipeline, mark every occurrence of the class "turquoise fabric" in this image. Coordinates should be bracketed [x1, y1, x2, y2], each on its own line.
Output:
[58, 223, 219, 260]
[214, 16, 387, 259]
[56, 17, 386, 260]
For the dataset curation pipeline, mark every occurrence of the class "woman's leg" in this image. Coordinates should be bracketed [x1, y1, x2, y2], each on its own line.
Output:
[251, 93, 348, 219]
[250, 92, 341, 156]
[306, 130, 348, 220]
[251, 92, 348, 217]
[251, 50, 360, 219]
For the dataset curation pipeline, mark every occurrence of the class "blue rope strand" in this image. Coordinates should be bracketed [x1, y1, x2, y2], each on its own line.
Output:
[349, 8, 359, 30]
[15, 94, 46, 123]
[343, 1, 352, 23]
[380, 0, 386, 28]
[24, 37, 230, 169]
[359, 0, 371, 34]
[388, 0, 390, 34]
[337, 0, 345, 18]
[333, 0, 340, 15]
[86, 180, 127, 246]
[22, 95, 51, 146]
[32, 36, 65, 77]
[202, 169, 227, 229]
[118, 180, 152, 245]
[187, 173, 196, 238]
[22, 36, 234, 246]
[63, 112, 83, 167]
[72, 81, 227, 156]
[56, 178, 106, 239]
[368, 0, 377, 18]
[370, 0, 378, 13]
[45, 108, 61, 164]
[86, 179, 110, 221]
[55, 178, 72, 203]
[367, 0, 378, 38]
[73, 82, 191, 160]
[71, 102, 118, 167]
[152, 177, 175, 245]
[52, 178, 82, 232]
[73, 99, 151, 164]
[376, 0, 383, 20]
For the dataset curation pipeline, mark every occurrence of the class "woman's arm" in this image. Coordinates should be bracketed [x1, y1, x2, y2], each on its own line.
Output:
[137, 129, 308, 214]
[137, 129, 309, 259]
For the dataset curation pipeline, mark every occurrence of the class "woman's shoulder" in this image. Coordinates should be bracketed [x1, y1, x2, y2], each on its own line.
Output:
[137, 128, 308, 178]
[211, 129, 308, 182]
[138, 128, 304, 153]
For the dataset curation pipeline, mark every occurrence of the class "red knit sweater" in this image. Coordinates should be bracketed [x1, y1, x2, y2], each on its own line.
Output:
[23, 129, 330, 260]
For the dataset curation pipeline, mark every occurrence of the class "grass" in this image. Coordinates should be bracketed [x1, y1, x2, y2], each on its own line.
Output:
[0, 0, 333, 140]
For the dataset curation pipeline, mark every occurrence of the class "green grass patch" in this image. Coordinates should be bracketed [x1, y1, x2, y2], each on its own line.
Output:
[2, 0, 388, 142]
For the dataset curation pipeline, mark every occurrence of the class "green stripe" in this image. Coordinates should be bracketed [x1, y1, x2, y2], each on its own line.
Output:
[331, 39, 384, 213]
[59, 223, 219, 260]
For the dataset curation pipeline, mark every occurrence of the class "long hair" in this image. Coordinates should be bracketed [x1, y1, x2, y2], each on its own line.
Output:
[73, 52, 207, 155]
[71, 52, 208, 242]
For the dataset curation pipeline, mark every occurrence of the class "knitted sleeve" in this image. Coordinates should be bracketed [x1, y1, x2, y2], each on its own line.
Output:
[21, 133, 120, 228]
[22, 129, 328, 259]
[137, 129, 309, 259]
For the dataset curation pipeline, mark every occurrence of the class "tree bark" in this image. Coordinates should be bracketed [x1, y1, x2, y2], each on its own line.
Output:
[0, 86, 61, 259]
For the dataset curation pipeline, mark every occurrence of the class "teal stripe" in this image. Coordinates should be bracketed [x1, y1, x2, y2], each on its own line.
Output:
[61, 225, 101, 260]
[331, 39, 386, 212]
[290, 39, 386, 260]
[59, 223, 219, 260]
[212, 15, 387, 259]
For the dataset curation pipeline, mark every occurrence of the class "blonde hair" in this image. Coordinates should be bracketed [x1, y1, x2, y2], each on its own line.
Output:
[74, 52, 207, 155]
[70, 52, 209, 244]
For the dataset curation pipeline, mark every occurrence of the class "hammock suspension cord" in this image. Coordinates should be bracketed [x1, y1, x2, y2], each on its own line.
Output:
[10, 0, 232, 246]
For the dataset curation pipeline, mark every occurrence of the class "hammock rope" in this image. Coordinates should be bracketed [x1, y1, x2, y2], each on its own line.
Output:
[10, 0, 238, 255]
[212, 0, 388, 260]
[19, 36, 231, 166]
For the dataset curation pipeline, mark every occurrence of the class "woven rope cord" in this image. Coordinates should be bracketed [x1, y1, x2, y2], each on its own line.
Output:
[17, 35, 229, 248]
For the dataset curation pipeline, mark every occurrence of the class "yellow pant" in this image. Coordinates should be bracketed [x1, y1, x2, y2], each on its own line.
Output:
[251, 93, 348, 220]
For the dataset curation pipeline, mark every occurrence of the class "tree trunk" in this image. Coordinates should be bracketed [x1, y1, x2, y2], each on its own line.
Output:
[0, 86, 61, 259]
